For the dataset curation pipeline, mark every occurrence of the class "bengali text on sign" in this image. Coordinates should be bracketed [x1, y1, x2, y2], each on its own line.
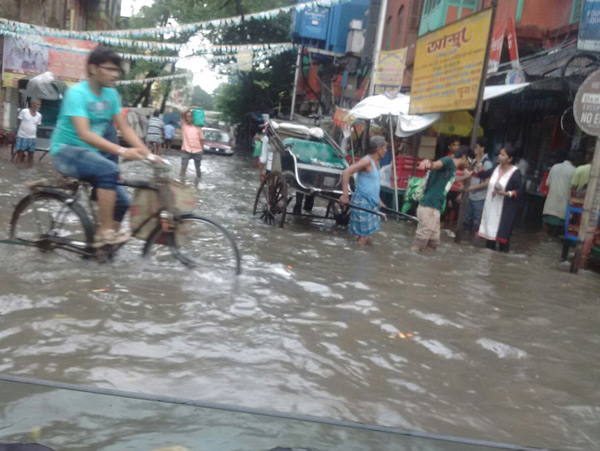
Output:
[374, 48, 407, 96]
[409, 9, 493, 115]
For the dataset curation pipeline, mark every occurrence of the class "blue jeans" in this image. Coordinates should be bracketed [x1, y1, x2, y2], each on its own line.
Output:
[52, 145, 129, 223]
[101, 123, 130, 222]
[464, 198, 485, 232]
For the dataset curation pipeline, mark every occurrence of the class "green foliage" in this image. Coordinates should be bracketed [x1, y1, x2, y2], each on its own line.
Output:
[191, 86, 214, 110]
[214, 49, 295, 124]
[118, 0, 297, 119]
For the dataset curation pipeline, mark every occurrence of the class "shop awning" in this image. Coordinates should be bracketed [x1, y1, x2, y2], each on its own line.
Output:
[482, 83, 530, 101]
[349, 94, 442, 137]
[350, 83, 531, 137]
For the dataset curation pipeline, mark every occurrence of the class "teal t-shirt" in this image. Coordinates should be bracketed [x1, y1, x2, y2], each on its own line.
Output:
[420, 157, 456, 211]
[50, 80, 122, 155]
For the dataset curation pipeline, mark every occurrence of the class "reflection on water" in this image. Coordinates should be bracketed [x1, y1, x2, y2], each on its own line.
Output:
[0, 152, 599, 450]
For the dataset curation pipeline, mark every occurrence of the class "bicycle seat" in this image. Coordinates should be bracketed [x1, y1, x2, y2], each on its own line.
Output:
[24, 176, 80, 192]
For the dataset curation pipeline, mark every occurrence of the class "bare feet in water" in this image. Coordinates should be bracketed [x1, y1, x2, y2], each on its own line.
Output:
[357, 236, 370, 246]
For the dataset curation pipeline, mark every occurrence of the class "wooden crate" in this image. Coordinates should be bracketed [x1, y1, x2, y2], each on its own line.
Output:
[418, 136, 437, 159]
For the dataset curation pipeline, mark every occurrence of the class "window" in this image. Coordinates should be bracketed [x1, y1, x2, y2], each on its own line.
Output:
[397, 6, 405, 47]
[571, 0, 583, 24]
[384, 16, 392, 50]
[424, 0, 442, 15]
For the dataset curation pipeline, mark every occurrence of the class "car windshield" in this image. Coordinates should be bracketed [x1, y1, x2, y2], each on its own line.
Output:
[205, 131, 229, 143]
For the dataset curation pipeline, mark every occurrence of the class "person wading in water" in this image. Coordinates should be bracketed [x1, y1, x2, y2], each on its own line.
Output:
[340, 136, 387, 246]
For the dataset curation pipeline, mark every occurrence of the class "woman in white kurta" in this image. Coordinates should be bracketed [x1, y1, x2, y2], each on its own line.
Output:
[478, 145, 524, 252]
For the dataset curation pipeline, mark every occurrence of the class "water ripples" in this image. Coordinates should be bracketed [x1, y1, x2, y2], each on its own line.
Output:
[0, 151, 599, 449]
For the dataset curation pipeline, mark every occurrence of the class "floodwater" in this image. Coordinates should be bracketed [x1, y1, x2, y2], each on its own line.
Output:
[0, 149, 599, 451]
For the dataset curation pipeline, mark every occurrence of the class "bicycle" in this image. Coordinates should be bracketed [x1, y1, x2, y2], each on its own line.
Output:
[7, 158, 241, 275]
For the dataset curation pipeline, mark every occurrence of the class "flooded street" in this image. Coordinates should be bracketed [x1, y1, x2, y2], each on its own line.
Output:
[0, 149, 599, 450]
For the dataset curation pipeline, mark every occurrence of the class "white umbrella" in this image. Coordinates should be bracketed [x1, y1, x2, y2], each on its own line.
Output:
[350, 94, 402, 120]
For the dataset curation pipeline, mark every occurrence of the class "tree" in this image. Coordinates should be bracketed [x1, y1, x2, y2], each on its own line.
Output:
[120, 0, 297, 149]
[191, 86, 214, 110]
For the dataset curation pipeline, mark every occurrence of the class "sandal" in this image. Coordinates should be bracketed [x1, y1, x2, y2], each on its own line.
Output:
[94, 229, 131, 248]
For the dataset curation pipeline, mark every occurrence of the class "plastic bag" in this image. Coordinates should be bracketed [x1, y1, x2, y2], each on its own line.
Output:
[192, 108, 205, 127]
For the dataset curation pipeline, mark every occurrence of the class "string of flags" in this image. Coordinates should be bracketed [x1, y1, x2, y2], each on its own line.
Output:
[0, 0, 349, 39]
[116, 73, 192, 85]
[0, 29, 294, 63]
[0, 30, 182, 63]
[186, 42, 294, 57]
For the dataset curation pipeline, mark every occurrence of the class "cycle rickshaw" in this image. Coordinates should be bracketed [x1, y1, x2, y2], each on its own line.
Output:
[253, 120, 366, 228]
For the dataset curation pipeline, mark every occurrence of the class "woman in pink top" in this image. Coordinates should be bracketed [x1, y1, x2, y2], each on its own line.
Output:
[180, 107, 205, 178]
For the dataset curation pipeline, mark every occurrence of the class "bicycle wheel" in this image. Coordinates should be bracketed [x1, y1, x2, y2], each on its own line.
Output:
[143, 214, 241, 275]
[10, 191, 94, 256]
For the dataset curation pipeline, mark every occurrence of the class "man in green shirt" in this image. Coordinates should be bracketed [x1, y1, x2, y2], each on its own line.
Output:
[571, 150, 593, 199]
[411, 146, 474, 251]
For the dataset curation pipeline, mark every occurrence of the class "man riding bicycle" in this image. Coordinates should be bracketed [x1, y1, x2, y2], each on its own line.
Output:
[50, 46, 152, 246]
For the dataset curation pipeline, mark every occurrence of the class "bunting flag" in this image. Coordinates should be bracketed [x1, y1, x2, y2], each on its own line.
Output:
[208, 46, 290, 64]
[185, 42, 294, 56]
[1, 28, 294, 62]
[116, 73, 192, 85]
[0, 25, 183, 51]
[0, 30, 181, 62]
[0, 0, 349, 39]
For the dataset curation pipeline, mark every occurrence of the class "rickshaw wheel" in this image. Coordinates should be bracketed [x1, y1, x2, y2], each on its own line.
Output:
[253, 171, 288, 228]
[326, 200, 350, 226]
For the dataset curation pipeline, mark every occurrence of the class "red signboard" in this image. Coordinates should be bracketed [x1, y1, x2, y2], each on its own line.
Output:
[2, 36, 97, 88]
[487, 18, 520, 74]
[488, 20, 506, 74]
[506, 18, 520, 69]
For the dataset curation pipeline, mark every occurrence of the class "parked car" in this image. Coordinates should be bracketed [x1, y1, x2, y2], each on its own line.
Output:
[203, 128, 233, 156]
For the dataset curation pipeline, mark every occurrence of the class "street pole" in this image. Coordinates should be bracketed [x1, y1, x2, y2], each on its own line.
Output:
[290, 46, 302, 120]
[368, 0, 389, 96]
[455, 0, 498, 244]
[571, 138, 600, 273]
[389, 116, 399, 210]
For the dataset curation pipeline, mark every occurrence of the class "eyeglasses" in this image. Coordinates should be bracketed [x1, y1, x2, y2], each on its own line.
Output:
[97, 65, 124, 75]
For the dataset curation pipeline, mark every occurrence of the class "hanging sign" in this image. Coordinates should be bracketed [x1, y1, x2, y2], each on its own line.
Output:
[409, 9, 493, 115]
[488, 20, 506, 74]
[2, 36, 97, 88]
[333, 107, 352, 127]
[487, 17, 519, 74]
[237, 51, 253, 71]
[578, 0, 600, 52]
[506, 17, 520, 68]
[373, 48, 407, 95]
[574, 68, 600, 137]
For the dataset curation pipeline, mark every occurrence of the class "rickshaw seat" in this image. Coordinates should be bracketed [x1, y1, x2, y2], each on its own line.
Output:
[283, 138, 345, 167]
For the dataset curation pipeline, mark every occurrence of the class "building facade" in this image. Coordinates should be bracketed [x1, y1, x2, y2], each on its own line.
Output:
[380, 0, 586, 216]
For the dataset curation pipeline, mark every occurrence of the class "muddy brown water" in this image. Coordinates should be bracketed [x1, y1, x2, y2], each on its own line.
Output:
[0, 150, 599, 450]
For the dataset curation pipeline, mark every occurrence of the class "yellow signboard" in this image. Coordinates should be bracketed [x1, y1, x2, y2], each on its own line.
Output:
[237, 51, 253, 72]
[374, 48, 407, 95]
[409, 9, 493, 115]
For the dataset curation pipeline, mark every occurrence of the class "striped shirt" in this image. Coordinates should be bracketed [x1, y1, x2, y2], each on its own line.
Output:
[146, 117, 164, 143]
